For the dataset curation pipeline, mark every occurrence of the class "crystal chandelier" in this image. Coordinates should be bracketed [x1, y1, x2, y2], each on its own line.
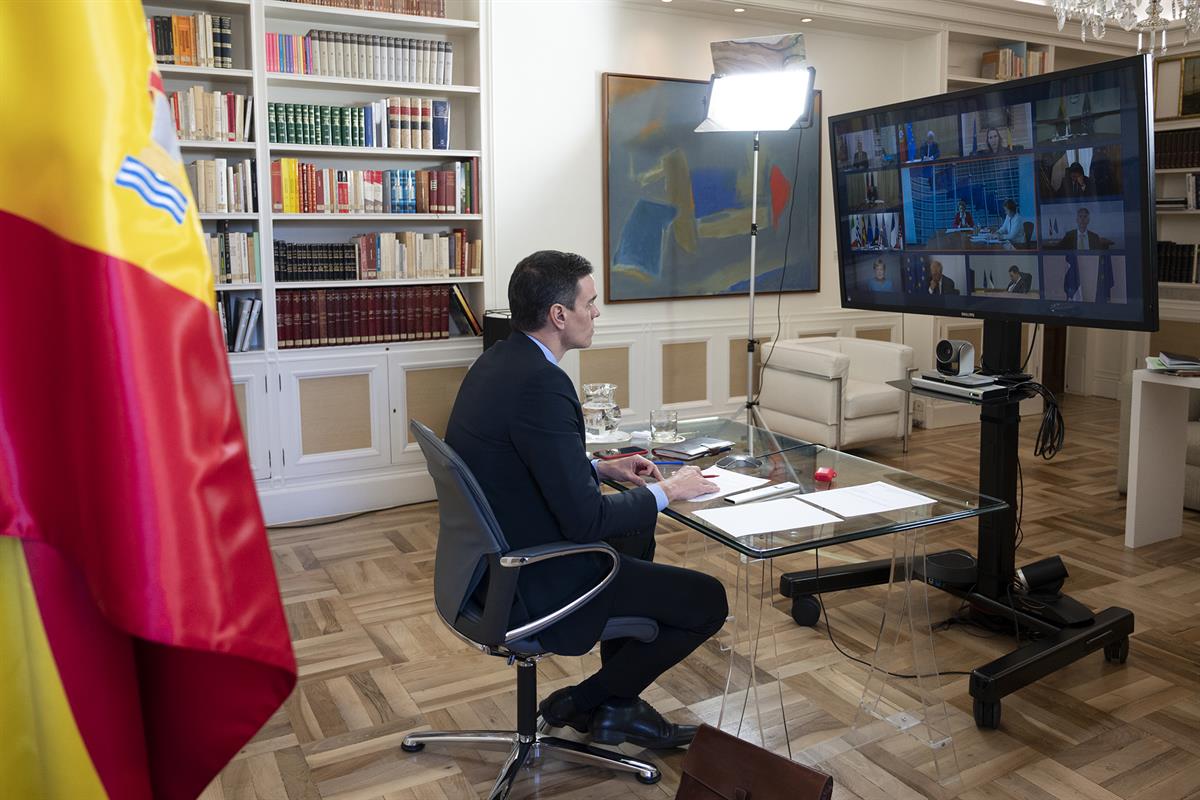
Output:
[1048, 0, 1200, 53]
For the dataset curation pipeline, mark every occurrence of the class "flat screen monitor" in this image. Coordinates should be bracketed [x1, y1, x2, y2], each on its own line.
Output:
[829, 54, 1157, 331]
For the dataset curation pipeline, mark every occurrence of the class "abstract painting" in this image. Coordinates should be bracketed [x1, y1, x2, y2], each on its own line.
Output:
[603, 73, 821, 302]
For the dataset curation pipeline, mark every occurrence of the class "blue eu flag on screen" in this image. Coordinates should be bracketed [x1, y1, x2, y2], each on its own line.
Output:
[1096, 254, 1114, 303]
[1063, 252, 1081, 301]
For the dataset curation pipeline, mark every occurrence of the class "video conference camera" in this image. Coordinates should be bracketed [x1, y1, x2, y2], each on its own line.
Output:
[935, 339, 975, 377]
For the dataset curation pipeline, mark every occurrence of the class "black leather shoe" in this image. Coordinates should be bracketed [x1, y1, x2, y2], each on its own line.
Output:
[589, 698, 697, 749]
[538, 686, 592, 733]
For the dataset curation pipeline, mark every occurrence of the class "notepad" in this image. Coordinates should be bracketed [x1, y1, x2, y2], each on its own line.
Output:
[796, 481, 935, 518]
[694, 497, 841, 537]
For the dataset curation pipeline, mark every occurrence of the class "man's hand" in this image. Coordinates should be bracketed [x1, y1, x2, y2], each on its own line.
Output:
[659, 466, 719, 503]
[596, 454, 662, 486]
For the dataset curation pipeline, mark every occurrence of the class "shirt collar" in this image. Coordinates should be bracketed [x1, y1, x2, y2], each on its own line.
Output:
[525, 333, 558, 365]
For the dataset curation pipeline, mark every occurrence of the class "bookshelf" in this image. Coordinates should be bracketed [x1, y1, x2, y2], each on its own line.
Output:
[144, 0, 488, 520]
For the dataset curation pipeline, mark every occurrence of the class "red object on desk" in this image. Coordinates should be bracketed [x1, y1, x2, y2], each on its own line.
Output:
[814, 467, 837, 483]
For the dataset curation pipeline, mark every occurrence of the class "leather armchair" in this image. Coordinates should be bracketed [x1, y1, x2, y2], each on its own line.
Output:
[757, 337, 915, 452]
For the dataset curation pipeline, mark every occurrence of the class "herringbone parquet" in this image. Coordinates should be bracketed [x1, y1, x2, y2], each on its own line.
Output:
[202, 395, 1200, 800]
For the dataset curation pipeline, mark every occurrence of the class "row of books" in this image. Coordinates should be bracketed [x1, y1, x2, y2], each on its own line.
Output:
[274, 230, 481, 281]
[276, 285, 465, 347]
[1154, 130, 1200, 169]
[277, 0, 447, 17]
[171, 86, 254, 143]
[266, 98, 449, 150]
[269, 159, 478, 214]
[147, 13, 234, 68]
[219, 296, 263, 353]
[208, 230, 261, 285]
[1156, 241, 1200, 284]
[188, 158, 258, 213]
[980, 47, 1046, 80]
[265, 30, 452, 85]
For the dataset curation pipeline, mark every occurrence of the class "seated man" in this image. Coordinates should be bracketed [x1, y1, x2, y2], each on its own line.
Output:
[445, 250, 728, 750]
[1006, 265, 1032, 293]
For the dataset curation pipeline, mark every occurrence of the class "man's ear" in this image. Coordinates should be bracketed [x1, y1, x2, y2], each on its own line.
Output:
[548, 303, 567, 331]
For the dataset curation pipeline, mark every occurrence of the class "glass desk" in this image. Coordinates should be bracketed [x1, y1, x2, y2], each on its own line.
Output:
[604, 417, 1005, 787]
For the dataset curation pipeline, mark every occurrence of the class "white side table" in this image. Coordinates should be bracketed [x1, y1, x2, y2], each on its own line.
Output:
[1125, 369, 1200, 548]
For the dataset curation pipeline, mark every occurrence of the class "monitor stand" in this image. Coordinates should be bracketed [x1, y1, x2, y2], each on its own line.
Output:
[777, 319, 1134, 729]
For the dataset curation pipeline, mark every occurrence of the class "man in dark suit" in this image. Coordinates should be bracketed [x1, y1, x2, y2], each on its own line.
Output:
[1006, 265, 1032, 293]
[927, 259, 958, 295]
[445, 251, 727, 750]
[920, 130, 941, 161]
[1053, 207, 1111, 250]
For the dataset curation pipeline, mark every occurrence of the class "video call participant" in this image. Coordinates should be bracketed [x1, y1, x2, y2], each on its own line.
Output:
[869, 258, 894, 291]
[1062, 162, 1093, 198]
[853, 140, 870, 168]
[976, 127, 1009, 155]
[1051, 207, 1111, 250]
[952, 199, 975, 230]
[996, 199, 1027, 246]
[445, 251, 728, 750]
[927, 259, 958, 295]
[1006, 265, 1032, 293]
[920, 130, 941, 161]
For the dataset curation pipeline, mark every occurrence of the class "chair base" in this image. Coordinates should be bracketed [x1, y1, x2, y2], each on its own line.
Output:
[401, 729, 661, 799]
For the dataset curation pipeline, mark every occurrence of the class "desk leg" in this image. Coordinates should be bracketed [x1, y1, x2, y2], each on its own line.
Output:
[851, 528, 960, 786]
[1125, 376, 1189, 548]
[717, 554, 790, 759]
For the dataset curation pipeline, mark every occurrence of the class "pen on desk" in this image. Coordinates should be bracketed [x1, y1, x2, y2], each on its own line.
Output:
[651, 460, 685, 466]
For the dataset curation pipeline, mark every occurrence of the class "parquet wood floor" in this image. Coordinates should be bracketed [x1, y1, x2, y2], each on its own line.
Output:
[202, 395, 1200, 800]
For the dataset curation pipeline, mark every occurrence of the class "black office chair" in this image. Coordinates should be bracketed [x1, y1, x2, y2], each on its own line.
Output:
[1016, 221, 1037, 249]
[402, 421, 661, 799]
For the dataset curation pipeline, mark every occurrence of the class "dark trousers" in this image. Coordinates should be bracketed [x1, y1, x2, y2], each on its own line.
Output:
[572, 528, 728, 709]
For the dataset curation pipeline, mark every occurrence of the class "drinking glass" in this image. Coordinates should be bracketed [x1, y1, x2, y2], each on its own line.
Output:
[650, 409, 679, 443]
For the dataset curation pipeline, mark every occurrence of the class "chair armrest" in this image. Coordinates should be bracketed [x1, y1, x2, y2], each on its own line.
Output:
[498, 541, 620, 645]
[764, 341, 849, 380]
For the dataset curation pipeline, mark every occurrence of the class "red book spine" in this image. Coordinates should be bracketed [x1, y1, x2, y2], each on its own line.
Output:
[438, 285, 449, 338]
[421, 285, 432, 340]
[270, 160, 282, 212]
[403, 286, 414, 340]
[388, 287, 399, 342]
[317, 289, 328, 346]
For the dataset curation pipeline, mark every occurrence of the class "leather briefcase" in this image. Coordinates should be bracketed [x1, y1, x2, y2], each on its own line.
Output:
[675, 724, 833, 800]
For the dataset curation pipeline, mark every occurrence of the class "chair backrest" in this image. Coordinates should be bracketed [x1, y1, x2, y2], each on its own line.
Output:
[410, 420, 518, 647]
[1023, 221, 1035, 241]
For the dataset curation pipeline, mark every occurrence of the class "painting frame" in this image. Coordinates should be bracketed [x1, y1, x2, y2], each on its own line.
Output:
[602, 72, 822, 304]
[1154, 55, 1200, 120]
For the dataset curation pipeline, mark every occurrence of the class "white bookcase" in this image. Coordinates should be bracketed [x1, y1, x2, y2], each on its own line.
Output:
[146, 0, 490, 523]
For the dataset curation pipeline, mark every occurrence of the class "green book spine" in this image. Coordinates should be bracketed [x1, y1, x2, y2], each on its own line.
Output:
[340, 106, 350, 147]
[321, 105, 332, 146]
[355, 107, 364, 147]
[331, 106, 342, 146]
[305, 105, 314, 145]
[285, 103, 295, 144]
[267, 102, 277, 143]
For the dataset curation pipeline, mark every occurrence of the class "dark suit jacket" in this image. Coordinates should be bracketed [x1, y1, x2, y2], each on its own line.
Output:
[921, 141, 941, 160]
[445, 331, 657, 653]
[1054, 230, 1111, 250]
[928, 275, 957, 295]
[1007, 272, 1032, 293]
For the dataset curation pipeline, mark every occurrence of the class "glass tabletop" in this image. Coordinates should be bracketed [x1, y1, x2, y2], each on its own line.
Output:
[604, 416, 1005, 559]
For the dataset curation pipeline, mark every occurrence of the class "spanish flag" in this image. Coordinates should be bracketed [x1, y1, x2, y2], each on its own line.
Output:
[0, 4, 296, 799]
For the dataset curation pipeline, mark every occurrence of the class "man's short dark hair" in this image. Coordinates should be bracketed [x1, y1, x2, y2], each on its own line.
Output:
[1068, 162, 1085, 176]
[1009, 265, 1020, 275]
[508, 250, 594, 332]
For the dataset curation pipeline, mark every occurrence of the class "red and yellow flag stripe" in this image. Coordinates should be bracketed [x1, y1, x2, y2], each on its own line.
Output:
[0, 3, 296, 798]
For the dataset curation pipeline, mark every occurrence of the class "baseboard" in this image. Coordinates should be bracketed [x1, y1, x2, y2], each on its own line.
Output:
[258, 467, 435, 525]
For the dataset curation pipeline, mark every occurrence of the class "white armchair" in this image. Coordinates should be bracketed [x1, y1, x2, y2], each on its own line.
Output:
[757, 336, 915, 452]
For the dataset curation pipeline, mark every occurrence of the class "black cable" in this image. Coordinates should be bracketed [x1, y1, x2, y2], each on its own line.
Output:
[812, 548, 974, 679]
[1021, 324, 1040, 373]
[752, 128, 804, 405]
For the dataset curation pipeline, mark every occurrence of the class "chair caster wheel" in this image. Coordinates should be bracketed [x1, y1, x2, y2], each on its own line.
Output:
[401, 741, 425, 753]
[1104, 637, 1129, 664]
[791, 594, 821, 627]
[636, 771, 661, 785]
[973, 698, 1001, 729]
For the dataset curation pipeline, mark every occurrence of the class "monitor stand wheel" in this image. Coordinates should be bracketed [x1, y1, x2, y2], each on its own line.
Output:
[973, 698, 1001, 730]
[790, 594, 821, 627]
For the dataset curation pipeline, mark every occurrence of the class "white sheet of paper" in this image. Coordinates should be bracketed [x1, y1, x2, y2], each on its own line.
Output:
[694, 497, 842, 537]
[796, 481, 936, 518]
[683, 466, 769, 503]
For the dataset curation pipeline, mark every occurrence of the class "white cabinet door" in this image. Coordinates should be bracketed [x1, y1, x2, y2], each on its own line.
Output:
[228, 357, 271, 481]
[277, 353, 391, 478]
[387, 345, 480, 465]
